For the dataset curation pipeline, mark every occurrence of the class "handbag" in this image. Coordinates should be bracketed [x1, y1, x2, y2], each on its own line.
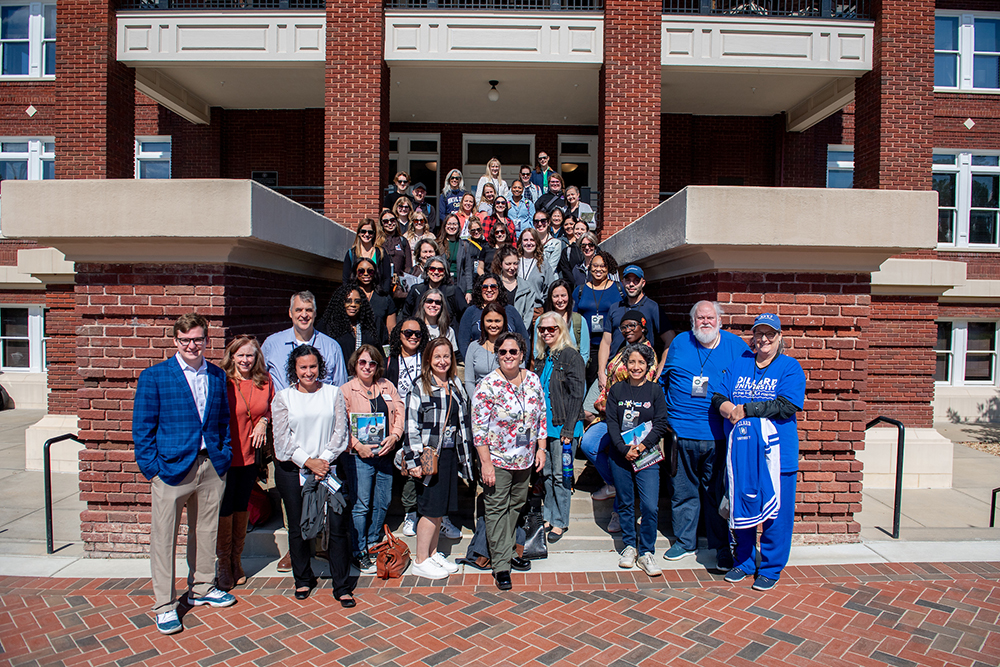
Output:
[368, 524, 411, 579]
[419, 382, 454, 477]
[518, 497, 548, 560]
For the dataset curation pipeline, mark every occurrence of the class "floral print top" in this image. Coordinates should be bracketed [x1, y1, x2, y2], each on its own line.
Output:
[472, 369, 547, 471]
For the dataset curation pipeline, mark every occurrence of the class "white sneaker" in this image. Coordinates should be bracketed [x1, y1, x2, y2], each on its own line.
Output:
[431, 552, 460, 574]
[412, 557, 449, 580]
[402, 512, 417, 537]
[155, 609, 182, 635]
[440, 516, 462, 539]
[637, 553, 663, 577]
[592, 484, 617, 501]
[618, 546, 638, 568]
[607, 511, 621, 533]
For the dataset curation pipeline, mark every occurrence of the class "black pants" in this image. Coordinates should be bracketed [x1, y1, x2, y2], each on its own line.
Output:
[274, 459, 352, 597]
[586, 343, 601, 388]
[219, 464, 257, 517]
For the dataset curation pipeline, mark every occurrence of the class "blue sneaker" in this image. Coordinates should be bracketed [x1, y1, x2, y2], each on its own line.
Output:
[155, 610, 182, 635]
[187, 587, 236, 608]
[724, 567, 752, 583]
[663, 543, 696, 561]
[752, 575, 777, 591]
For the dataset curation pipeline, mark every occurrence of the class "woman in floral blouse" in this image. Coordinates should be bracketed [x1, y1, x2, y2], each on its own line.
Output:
[472, 332, 547, 591]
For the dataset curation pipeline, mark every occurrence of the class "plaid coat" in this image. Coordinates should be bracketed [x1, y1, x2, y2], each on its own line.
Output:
[404, 378, 474, 483]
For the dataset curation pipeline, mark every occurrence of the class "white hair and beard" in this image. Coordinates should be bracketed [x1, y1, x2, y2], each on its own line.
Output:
[693, 321, 720, 346]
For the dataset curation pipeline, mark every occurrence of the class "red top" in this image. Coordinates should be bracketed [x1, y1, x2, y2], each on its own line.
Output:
[226, 377, 274, 467]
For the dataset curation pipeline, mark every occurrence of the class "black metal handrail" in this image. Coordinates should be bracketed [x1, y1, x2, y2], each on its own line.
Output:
[120, 0, 325, 9]
[864, 416, 905, 539]
[385, 0, 603, 9]
[44, 433, 84, 555]
[662, 0, 871, 20]
[991, 487, 999, 528]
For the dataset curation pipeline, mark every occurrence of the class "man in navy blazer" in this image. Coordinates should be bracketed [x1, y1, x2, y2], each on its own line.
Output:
[132, 313, 236, 635]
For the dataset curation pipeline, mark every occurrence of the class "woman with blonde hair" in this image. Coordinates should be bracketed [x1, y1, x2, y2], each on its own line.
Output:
[405, 209, 436, 255]
[217, 335, 273, 590]
[477, 182, 497, 216]
[456, 193, 478, 234]
[390, 198, 414, 235]
[438, 169, 465, 224]
[476, 157, 511, 201]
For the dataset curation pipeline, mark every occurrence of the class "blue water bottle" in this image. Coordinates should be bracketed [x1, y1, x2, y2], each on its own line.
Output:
[562, 441, 573, 489]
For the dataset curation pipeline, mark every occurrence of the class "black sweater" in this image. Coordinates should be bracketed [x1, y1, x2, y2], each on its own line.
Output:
[606, 380, 670, 456]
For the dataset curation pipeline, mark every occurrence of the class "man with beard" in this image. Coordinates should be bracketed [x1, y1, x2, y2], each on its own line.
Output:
[658, 301, 749, 571]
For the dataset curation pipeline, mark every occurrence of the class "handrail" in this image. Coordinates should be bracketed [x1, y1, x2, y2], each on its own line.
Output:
[43, 433, 84, 555]
[864, 416, 904, 539]
[991, 487, 999, 528]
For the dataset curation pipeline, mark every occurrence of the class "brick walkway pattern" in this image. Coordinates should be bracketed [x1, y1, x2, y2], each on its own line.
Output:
[1, 562, 998, 667]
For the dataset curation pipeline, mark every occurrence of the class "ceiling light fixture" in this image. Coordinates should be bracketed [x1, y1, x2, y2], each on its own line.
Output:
[488, 80, 500, 103]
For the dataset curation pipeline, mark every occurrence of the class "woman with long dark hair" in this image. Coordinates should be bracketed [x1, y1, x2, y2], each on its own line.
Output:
[318, 281, 388, 365]
[343, 218, 391, 293]
[354, 257, 397, 335]
[457, 272, 530, 359]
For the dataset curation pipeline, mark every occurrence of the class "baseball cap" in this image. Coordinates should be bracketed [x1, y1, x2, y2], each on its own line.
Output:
[411, 182, 427, 191]
[622, 266, 644, 279]
[751, 313, 782, 332]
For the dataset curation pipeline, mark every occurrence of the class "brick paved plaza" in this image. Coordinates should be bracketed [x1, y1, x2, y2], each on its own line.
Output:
[2, 562, 998, 667]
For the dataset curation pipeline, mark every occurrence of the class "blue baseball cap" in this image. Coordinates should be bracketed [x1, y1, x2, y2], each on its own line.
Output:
[622, 265, 644, 279]
[752, 313, 782, 332]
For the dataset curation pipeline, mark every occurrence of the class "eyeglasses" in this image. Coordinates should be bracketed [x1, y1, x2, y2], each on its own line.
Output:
[495, 230, 506, 237]
[520, 172, 531, 177]
[449, 177, 460, 181]
[357, 360, 378, 369]
[346, 298, 363, 305]
[357, 268, 374, 276]
[426, 266, 445, 274]
[397, 204, 410, 209]
[401, 329, 422, 339]
[754, 329, 780, 340]
[425, 299, 443, 306]
[469, 228, 483, 234]
[538, 155, 549, 161]
[396, 179, 408, 185]
[538, 326, 558, 335]
[580, 242, 595, 249]
[176, 336, 206, 347]
[619, 323, 639, 332]
[481, 284, 498, 292]
[498, 348, 520, 357]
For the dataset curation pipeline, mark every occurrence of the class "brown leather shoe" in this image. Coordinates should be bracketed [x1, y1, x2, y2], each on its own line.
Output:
[277, 551, 292, 573]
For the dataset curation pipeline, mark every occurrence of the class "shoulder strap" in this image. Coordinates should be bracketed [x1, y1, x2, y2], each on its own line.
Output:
[571, 312, 582, 350]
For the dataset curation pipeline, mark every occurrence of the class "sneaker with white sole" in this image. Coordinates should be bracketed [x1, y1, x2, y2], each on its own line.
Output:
[592, 484, 616, 501]
[401, 512, 417, 537]
[607, 511, 621, 533]
[155, 610, 182, 635]
[412, 557, 449, 580]
[356, 555, 378, 575]
[440, 516, 462, 539]
[636, 553, 663, 577]
[187, 587, 236, 608]
[431, 552, 460, 574]
[618, 545, 638, 568]
[663, 543, 696, 561]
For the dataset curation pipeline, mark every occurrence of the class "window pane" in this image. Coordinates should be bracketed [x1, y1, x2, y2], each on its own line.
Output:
[1, 307, 28, 337]
[933, 154, 957, 165]
[935, 16, 959, 51]
[41, 160, 53, 179]
[561, 142, 591, 155]
[409, 140, 437, 153]
[933, 172, 956, 207]
[43, 42, 54, 76]
[1, 142, 28, 153]
[0, 160, 27, 180]
[139, 161, 170, 179]
[972, 155, 1000, 167]
[466, 143, 531, 167]
[388, 139, 398, 152]
[965, 354, 993, 382]
[140, 141, 171, 154]
[42, 142, 53, 153]
[2, 42, 29, 76]
[827, 151, 854, 162]
[969, 210, 997, 244]
[973, 55, 1000, 89]
[935, 353, 950, 382]
[974, 19, 999, 53]
[828, 170, 853, 189]
[561, 162, 589, 190]
[2, 340, 28, 368]
[971, 174, 998, 208]
[936, 322, 953, 351]
[43, 4, 55, 40]
[967, 322, 996, 352]
[1, 6, 29, 40]
[938, 209, 956, 244]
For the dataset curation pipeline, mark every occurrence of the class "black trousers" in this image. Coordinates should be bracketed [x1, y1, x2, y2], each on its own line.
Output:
[219, 464, 257, 517]
[274, 459, 352, 597]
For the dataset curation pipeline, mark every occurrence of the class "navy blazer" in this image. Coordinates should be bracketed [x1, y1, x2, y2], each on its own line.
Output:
[132, 355, 232, 486]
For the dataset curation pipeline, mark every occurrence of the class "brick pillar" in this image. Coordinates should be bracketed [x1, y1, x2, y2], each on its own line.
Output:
[324, 0, 387, 224]
[647, 271, 869, 543]
[56, 0, 135, 179]
[854, 0, 934, 190]
[45, 284, 80, 416]
[599, 0, 661, 236]
[867, 296, 936, 428]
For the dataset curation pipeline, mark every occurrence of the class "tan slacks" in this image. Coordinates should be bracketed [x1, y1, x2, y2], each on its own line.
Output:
[150, 453, 225, 613]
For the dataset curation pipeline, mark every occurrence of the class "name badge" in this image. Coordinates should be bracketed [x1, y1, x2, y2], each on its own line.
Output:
[591, 314, 604, 333]
[516, 432, 531, 449]
[444, 425, 455, 449]
[691, 375, 709, 398]
[622, 409, 636, 431]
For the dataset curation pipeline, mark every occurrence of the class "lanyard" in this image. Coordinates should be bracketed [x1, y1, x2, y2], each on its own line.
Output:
[696, 341, 716, 376]
[400, 354, 419, 388]
[501, 370, 527, 428]
[750, 360, 774, 399]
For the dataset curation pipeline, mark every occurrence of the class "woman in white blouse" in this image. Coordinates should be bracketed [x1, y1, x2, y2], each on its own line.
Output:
[272, 344, 355, 606]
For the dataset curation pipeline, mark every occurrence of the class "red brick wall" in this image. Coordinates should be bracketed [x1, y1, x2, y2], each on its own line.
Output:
[0, 240, 38, 266]
[56, 0, 134, 179]
[135, 91, 221, 179]
[324, 0, 386, 225]
[646, 271, 869, 543]
[46, 284, 79, 416]
[220, 109, 323, 186]
[866, 296, 937, 428]
[600, 0, 661, 235]
[75, 263, 337, 556]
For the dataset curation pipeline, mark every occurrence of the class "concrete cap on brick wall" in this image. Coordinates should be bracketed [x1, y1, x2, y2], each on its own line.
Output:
[1, 180, 352, 280]
[601, 186, 939, 280]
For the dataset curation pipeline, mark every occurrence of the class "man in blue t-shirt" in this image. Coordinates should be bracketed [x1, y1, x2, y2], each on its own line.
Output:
[599, 266, 672, 388]
[658, 300, 750, 570]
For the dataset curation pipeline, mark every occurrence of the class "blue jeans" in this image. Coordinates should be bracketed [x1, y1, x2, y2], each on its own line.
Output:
[542, 437, 578, 530]
[609, 447, 660, 555]
[732, 471, 796, 581]
[343, 453, 393, 559]
[670, 438, 729, 553]
[581, 422, 619, 513]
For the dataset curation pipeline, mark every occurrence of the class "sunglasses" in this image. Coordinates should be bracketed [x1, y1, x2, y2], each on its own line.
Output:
[521, 172, 531, 177]
[427, 266, 445, 274]
[538, 326, 558, 335]
[357, 359, 378, 368]
[481, 284, 498, 292]
[580, 242, 595, 249]
[533, 218, 548, 225]
[397, 179, 408, 185]
[357, 268, 374, 276]
[469, 228, 483, 234]
[498, 349, 520, 357]
[401, 329, 422, 339]
[425, 299, 443, 306]
[397, 204, 410, 209]
[359, 229, 374, 236]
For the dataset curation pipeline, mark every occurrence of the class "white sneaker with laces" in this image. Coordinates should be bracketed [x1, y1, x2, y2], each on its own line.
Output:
[440, 516, 462, 539]
[432, 552, 460, 574]
[412, 557, 449, 580]
[607, 511, 621, 533]
[402, 512, 417, 537]
[155, 609, 182, 635]
[618, 546, 638, 568]
[637, 553, 663, 577]
[592, 484, 617, 501]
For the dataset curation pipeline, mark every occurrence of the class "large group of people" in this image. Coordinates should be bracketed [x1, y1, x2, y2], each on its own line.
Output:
[131, 157, 806, 635]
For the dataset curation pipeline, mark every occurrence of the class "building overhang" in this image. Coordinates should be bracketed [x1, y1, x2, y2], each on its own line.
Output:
[871, 259, 967, 297]
[601, 187, 938, 281]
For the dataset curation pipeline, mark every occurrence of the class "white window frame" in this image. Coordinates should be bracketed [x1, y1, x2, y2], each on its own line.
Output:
[935, 11, 1000, 93]
[462, 134, 535, 194]
[0, 136, 53, 234]
[134, 136, 171, 179]
[826, 145, 854, 188]
[933, 149, 1000, 248]
[389, 132, 440, 195]
[935, 320, 999, 387]
[0, 304, 44, 372]
[0, 2, 55, 80]
[557, 134, 598, 193]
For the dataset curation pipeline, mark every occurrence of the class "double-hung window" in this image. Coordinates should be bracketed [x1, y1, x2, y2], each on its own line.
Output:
[0, 305, 44, 372]
[933, 151, 1000, 247]
[135, 137, 171, 179]
[935, 13, 1000, 92]
[0, 137, 53, 230]
[936, 321, 998, 386]
[0, 2, 55, 78]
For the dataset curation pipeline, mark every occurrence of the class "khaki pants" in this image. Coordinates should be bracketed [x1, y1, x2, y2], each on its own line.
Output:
[150, 454, 225, 613]
[482, 467, 531, 573]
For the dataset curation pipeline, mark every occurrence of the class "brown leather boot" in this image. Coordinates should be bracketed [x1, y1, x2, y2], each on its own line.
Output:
[231, 511, 249, 586]
[215, 514, 235, 591]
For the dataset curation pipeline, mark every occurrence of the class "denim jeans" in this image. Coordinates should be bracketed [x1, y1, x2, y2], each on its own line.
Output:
[608, 447, 660, 555]
[732, 471, 796, 581]
[542, 437, 578, 530]
[580, 422, 619, 513]
[670, 438, 729, 553]
[343, 453, 394, 558]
